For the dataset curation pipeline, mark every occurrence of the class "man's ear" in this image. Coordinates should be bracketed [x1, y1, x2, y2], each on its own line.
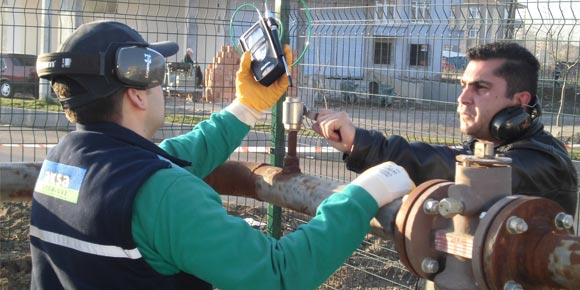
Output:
[513, 91, 532, 107]
[126, 88, 147, 110]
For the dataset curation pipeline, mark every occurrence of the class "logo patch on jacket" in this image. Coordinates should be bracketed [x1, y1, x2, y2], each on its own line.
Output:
[34, 160, 86, 204]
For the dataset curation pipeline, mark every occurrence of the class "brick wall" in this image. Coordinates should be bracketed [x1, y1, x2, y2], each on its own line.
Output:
[205, 46, 240, 103]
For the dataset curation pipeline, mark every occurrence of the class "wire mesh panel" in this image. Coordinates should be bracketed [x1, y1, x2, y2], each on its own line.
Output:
[1, 0, 580, 289]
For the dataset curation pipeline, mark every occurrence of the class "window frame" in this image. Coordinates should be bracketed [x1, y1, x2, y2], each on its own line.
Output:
[468, 28, 478, 38]
[374, 39, 393, 65]
[409, 44, 429, 66]
[375, 0, 396, 21]
[411, 1, 431, 23]
[469, 7, 481, 19]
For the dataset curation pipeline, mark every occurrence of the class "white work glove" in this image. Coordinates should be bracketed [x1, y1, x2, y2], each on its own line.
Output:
[351, 162, 415, 207]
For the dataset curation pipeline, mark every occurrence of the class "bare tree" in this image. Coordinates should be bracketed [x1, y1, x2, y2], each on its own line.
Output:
[527, 3, 580, 137]
[504, 0, 518, 40]
[545, 31, 580, 130]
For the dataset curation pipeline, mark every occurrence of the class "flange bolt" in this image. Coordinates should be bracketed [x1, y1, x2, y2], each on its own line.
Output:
[421, 257, 439, 274]
[437, 198, 464, 218]
[554, 212, 574, 230]
[423, 199, 440, 215]
[503, 280, 523, 290]
[506, 216, 528, 234]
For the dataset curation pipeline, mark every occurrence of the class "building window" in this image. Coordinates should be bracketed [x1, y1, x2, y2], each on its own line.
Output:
[374, 40, 393, 65]
[504, 7, 510, 19]
[442, 45, 455, 51]
[84, 0, 118, 13]
[410, 44, 429, 66]
[376, 0, 395, 20]
[468, 28, 478, 38]
[411, 1, 431, 22]
[469, 7, 481, 19]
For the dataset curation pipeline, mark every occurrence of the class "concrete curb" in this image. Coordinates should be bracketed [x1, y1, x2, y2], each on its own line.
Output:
[0, 107, 73, 129]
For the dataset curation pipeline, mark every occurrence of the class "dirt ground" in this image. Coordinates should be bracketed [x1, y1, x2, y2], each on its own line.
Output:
[0, 201, 31, 290]
[0, 201, 417, 290]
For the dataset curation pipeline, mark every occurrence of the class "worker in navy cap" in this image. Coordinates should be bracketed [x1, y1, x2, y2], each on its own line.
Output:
[31, 20, 414, 290]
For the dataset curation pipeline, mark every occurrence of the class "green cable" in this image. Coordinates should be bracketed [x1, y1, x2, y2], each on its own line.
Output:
[229, 3, 261, 55]
[293, 0, 312, 66]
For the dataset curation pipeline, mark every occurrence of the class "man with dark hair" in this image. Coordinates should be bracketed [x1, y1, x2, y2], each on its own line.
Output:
[30, 20, 415, 290]
[313, 42, 578, 215]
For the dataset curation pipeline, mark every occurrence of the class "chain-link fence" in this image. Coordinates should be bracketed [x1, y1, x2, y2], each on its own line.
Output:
[1, 0, 580, 289]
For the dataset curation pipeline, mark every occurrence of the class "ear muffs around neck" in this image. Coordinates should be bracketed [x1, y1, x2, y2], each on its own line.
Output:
[490, 105, 531, 142]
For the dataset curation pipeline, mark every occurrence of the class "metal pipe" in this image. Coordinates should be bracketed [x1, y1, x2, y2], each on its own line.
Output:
[0, 161, 395, 240]
[433, 154, 512, 289]
[205, 161, 395, 240]
[529, 232, 580, 289]
[477, 196, 580, 289]
[0, 162, 42, 201]
[3, 161, 579, 289]
[283, 130, 301, 173]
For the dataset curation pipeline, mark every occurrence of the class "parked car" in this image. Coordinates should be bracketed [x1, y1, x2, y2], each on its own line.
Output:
[0, 53, 39, 98]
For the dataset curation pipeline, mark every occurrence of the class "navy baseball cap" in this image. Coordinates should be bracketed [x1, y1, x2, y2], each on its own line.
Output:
[37, 20, 178, 108]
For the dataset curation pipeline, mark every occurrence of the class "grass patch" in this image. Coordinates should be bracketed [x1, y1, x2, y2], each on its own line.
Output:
[406, 136, 460, 146]
[164, 114, 206, 125]
[0, 97, 62, 111]
[2, 98, 578, 159]
[165, 114, 320, 136]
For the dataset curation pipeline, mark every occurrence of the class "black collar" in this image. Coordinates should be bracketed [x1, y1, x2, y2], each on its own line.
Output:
[76, 122, 192, 168]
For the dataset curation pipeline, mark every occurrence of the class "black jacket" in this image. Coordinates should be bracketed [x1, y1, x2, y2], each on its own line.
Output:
[343, 119, 578, 214]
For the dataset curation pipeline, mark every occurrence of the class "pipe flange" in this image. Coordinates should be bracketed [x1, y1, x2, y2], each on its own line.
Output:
[472, 195, 523, 290]
[394, 179, 453, 279]
[473, 196, 570, 290]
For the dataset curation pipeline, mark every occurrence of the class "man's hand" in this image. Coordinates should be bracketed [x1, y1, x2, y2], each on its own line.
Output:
[235, 45, 292, 111]
[312, 110, 356, 154]
[350, 161, 415, 207]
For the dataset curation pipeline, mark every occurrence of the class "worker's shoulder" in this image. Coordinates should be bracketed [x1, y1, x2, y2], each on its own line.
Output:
[147, 165, 202, 185]
[138, 166, 211, 203]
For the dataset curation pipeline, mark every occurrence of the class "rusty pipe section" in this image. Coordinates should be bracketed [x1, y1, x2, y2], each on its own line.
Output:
[283, 130, 301, 174]
[0, 162, 42, 202]
[247, 161, 343, 215]
[476, 196, 580, 290]
[204, 160, 397, 240]
[531, 232, 580, 289]
[0, 161, 397, 240]
[203, 161, 336, 215]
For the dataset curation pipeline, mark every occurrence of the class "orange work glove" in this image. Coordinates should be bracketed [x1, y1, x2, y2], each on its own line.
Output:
[235, 44, 292, 111]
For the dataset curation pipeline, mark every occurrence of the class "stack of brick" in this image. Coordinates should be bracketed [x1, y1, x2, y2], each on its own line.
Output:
[205, 46, 240, 103]
[205, 45, 298, 103]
